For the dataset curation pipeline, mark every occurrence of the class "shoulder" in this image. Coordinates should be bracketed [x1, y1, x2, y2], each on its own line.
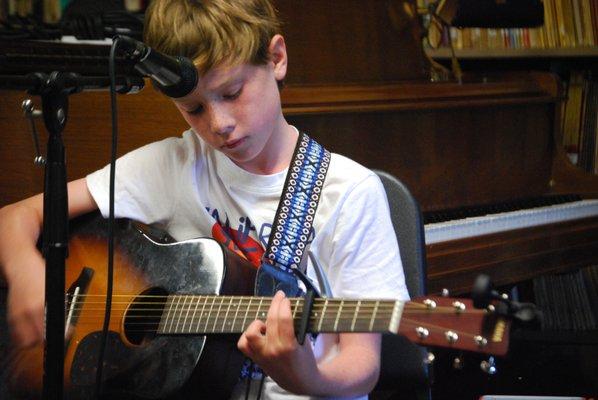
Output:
[109, 129, 203, 171]
[324, 153, 384, 200]
[134, 129, 200, 160]
[315, 152, 387, 229]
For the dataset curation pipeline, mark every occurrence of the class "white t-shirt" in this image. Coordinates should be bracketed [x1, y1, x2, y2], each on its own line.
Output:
[86, 128, 409, 400]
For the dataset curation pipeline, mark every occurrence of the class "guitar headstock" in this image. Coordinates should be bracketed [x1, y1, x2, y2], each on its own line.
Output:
[397, 296, 510, 356]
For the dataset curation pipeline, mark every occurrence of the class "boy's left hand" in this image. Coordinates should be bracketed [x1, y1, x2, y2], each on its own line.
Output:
[237, 290, 321, 395]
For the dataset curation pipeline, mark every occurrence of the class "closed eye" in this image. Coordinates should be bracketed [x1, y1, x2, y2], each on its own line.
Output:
[223, 87, 243, 101]
[187, 104, 204, 115]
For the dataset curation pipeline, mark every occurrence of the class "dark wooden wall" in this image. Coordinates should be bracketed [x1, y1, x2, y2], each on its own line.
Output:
[275, 0, 428, 84]
[0, 78, 559, 211]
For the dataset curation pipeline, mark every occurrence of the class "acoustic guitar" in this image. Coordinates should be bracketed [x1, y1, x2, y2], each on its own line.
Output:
[5, 213, 510, 399]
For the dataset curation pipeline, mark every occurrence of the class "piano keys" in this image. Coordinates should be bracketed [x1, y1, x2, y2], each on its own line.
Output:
[425, 198, 598, 244]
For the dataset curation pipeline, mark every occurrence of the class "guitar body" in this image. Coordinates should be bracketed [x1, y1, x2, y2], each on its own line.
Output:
[7, 213, 256, 399]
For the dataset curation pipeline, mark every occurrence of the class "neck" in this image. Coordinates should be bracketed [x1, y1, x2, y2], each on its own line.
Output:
[242, 119, 298, 175]
[157, 295, 404, 335]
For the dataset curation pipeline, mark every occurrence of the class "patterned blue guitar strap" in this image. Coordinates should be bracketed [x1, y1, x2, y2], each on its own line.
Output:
[255, 131, 331, 297]
[241, 132, 330, 383]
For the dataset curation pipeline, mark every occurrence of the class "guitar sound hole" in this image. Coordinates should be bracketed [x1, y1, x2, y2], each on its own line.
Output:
[124, 287, 168, 345]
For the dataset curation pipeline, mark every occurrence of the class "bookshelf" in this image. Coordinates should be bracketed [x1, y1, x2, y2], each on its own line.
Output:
[422, 0, 598, 176]
[427, 46, 598, 59]
[423, 4, 598, 395]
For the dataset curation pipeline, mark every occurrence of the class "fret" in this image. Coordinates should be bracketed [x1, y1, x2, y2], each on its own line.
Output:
[292, 298, 300, 320]
[183, 295, 192, 333]
[205, 296, 215, 333]
[172, 295, 183, 333]
[232, 296, 242, 333]
[243, 297, 252, 331]
[190, 295, 201, 334]
[340, 300, 358, 332]
[160, 295, 175, 334]
[176, 296, 187, 333]
[199, 296, 209, 333]
[257, 297, 264, 321]
[165, 295, 173, 333]
[222, 297, 233, 333]
[317, 298, 328, 332]
[333, 300, 344, 331]
[368, 300, 380, 332]
[350, 300, 361, 332]
[190, 296, 199, 333]
[212, 297, 224, 333]
[160, 296, 172, 333]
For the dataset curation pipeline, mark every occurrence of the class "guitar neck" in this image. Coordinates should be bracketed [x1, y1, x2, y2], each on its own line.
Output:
[158, 295, 404, 335]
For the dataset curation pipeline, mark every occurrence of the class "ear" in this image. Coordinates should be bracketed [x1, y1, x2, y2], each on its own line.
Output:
[268, 34, 288, 81]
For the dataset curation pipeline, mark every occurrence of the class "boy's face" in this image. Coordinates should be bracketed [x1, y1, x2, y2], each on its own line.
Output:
[172, 35, 292, 174]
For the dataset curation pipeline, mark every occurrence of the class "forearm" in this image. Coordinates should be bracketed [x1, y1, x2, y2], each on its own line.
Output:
[308, 333, 381, 397]
[0, 196, 44, 283]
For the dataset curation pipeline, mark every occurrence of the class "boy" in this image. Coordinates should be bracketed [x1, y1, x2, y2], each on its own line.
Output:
[0, 0, 409, 398]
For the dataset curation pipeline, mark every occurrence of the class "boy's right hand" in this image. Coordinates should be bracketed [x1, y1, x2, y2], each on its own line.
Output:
[1, 178, 98, 349]
[6, 256, 45, 348]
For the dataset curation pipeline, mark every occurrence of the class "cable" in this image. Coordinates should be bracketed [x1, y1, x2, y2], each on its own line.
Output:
[93, 35, 120, 400]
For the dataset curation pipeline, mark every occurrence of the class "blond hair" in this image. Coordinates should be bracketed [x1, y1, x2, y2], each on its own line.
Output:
[144, 0, 281, 74]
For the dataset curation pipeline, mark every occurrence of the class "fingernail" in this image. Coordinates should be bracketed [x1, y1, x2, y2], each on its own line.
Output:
[277, 290, 286, 298]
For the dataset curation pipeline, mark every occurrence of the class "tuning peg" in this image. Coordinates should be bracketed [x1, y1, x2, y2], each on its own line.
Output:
[441, 288, 450, 297]
[452, 356, 464, 370]
[423, 298, 437, 309]
[480, 356, 497, 375]
[424, 352, 435, 365]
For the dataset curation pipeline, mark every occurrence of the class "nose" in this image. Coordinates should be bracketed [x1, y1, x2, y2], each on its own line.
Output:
[208, 103, 235, 136]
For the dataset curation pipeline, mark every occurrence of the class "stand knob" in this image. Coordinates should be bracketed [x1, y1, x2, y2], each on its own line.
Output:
[22, 99, 45, 166]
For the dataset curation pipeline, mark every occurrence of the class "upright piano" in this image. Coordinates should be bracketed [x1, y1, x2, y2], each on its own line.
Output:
[1, 0, 597, 293]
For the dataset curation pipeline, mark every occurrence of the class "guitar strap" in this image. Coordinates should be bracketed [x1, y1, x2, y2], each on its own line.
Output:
[255, 131, 331, 297]
[242, 132, 330, 389]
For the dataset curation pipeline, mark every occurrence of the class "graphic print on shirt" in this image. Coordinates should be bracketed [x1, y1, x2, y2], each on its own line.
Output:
[208, 207, 265, 267]
[207, 206, 316, 268]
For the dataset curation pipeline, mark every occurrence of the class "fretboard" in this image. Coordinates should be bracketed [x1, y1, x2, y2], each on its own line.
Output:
[157, 295, 404, 335]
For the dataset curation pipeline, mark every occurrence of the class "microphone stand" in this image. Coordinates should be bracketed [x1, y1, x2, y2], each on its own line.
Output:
[39, 71, 72, 400]
[0, 71, 143, 400]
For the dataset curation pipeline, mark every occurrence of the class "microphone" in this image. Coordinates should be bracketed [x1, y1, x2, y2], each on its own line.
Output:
[116, 35, 198, 98]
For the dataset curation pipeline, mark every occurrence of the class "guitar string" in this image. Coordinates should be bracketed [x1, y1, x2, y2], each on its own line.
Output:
[65, 293, 485, 312]
[60, 292, 500, 341]
[64, 302, 486, 314]
[56, 316, 496, 349]
[60, 306, 495, 343]
[62, 295, 493, 342]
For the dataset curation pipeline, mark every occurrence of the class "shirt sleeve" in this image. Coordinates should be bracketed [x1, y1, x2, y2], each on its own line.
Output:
[85, 136, 191, 225]
[317, 173, 410, 301]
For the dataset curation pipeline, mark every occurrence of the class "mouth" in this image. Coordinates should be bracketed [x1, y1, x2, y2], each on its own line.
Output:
[222, 137, 245, 150]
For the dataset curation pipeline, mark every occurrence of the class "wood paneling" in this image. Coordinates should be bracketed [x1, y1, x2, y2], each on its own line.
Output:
[426, 216, 598, 294]
[275, 0, 427, 84]
[0, 74, 559, 211]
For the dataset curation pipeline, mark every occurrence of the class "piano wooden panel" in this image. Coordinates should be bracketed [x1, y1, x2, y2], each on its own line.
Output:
[285, 90, 557, 211]
[427, 216, 598, 294]
[0, 75, 561, 210]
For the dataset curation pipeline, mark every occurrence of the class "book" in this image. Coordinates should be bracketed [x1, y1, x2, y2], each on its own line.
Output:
[562, 71, 586, 159]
